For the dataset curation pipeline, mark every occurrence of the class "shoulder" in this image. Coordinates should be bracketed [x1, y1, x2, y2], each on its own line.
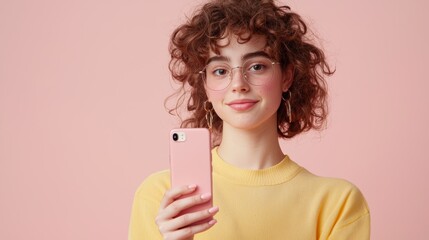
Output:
[297, 169, 370, 229]
[297, 168, 367, 200]
[134, 170, 171, 202]
[129, 170, 171, 240]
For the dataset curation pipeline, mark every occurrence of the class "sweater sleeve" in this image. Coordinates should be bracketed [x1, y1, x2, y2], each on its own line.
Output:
[328, 211, 370, 240]
[326, 183, 371, 240]
[128, 171, 170, 240]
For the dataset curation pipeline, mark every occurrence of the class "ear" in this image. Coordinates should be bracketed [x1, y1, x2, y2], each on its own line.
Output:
[281, 64, 294, 92]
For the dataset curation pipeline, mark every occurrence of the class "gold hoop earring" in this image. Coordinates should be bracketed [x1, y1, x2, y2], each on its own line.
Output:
[282, 91, 292, 123]
[204, 101, 213, 130]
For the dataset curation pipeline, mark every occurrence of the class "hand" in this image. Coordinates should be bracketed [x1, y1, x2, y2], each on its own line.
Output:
[155, 184, 219, 240]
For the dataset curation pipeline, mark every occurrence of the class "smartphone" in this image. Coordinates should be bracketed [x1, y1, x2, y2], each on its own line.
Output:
[169, 128, 213, 224]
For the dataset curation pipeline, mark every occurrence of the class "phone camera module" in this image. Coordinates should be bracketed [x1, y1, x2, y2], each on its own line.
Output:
[172, 131, 186, 142]
[172, 133, 179, 141]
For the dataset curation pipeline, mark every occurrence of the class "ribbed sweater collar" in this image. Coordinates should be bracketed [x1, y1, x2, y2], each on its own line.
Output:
[212, 147, 302, 186]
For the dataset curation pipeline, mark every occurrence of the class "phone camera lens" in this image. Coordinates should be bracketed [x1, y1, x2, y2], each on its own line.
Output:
[172, 133, 179, 141]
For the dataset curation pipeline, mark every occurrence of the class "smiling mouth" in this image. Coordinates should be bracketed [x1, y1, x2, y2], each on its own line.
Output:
[226, 99, 259, 111]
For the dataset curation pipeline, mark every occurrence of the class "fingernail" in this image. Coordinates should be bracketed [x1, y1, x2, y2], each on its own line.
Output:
[188, 184, 197, 189]
[200, 193, 212, 199]
[208, 219, 217, 225]
[208, 206, 219, 213]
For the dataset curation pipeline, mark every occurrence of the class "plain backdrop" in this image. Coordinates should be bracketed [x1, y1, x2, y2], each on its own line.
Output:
[1, 0, 428, 239]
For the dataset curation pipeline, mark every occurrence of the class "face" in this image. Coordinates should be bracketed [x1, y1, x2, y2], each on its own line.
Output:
[205, 34, 292, 132]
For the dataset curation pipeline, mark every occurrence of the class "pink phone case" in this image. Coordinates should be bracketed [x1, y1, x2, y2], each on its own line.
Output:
[169, 128, 213, 225]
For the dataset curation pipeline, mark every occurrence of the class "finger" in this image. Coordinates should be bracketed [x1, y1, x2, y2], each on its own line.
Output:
[158, 192, 212, 221]
[163, 218, 217, 240]
[164, 206, 219, 231]
[159, 184, 197, 210]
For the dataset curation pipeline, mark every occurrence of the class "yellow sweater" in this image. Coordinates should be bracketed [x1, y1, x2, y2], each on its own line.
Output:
[129, 149, 370, 239]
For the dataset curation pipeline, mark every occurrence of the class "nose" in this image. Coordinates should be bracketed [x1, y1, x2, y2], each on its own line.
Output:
[229, 66, 249, 92]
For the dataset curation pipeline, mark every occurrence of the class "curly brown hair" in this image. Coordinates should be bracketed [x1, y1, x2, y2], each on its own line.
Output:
[167, 0, 334, 143]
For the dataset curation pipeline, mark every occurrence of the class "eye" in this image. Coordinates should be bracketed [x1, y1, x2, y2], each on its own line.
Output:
[249, 63, 265, 71]
[245, 57, 273, 75]
[212, 68, 228, 76]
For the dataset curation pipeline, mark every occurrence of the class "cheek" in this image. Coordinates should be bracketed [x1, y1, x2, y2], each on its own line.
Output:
[257, 81, 283, 99]
[206, 90, 225, 103]
[206, 90, 226, 118]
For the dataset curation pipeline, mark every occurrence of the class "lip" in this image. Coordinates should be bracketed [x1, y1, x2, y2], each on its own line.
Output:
[226, 99, 259, 111]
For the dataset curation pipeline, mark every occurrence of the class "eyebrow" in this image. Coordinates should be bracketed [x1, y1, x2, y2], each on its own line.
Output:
[206, 51, 271, 65]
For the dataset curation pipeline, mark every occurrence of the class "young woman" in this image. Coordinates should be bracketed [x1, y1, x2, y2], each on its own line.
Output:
[129, 0, 370, 239]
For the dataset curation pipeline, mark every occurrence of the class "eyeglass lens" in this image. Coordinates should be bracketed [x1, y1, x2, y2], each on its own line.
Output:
[203, 57, 276, 91]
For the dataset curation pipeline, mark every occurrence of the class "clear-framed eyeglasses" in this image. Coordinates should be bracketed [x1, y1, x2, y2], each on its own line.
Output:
[199, 56, 280, 91]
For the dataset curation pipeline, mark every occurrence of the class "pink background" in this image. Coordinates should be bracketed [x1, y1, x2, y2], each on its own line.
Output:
[1, 0, 428, 239]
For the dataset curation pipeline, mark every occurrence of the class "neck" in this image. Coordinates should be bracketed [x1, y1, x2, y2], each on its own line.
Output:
[217, 119, 285, 170]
